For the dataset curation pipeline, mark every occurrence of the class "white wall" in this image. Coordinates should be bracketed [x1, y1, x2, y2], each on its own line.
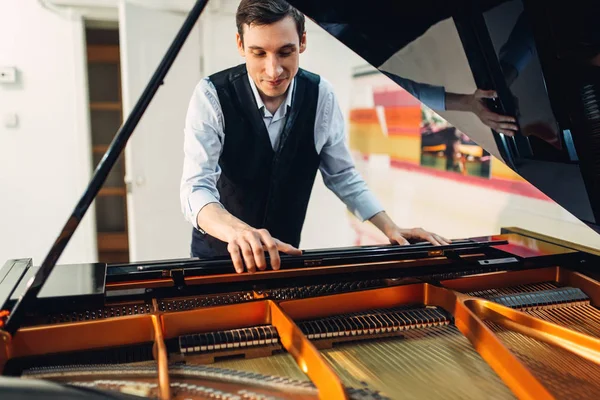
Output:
[299, 24, 367, 249]
[198, 1, 243, 75]
[120, 0, 201, 261]
[0, 0, 96, 266]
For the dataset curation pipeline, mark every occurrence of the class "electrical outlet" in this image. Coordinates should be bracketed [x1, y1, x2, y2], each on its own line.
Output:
[0, 67, 17, 83]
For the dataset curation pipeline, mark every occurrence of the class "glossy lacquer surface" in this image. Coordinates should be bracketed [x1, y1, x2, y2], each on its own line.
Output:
[290, 0, 600, 226]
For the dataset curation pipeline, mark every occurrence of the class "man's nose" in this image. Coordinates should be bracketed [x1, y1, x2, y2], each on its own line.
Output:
[265, 55, 283, 78]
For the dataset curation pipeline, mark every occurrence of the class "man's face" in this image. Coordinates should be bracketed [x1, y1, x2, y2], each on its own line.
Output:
[237, 16, 306, 101]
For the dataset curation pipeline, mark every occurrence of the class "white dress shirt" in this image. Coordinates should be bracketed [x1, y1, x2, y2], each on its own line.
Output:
[180, 70, 384, 231]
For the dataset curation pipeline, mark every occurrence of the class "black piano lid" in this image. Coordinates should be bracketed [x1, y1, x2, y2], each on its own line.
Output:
[0, 260, 31, 312]
[0, 259, 106, 311]
[289, 0, 600, 229]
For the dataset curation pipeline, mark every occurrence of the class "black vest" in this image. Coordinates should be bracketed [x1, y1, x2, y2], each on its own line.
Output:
[191, 64, 321, 258]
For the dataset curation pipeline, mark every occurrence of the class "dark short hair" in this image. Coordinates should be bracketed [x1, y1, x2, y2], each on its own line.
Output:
[236, 0, 305, 43]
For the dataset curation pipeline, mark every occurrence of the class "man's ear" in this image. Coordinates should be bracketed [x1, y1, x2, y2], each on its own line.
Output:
[236, 32, 245, 57]
[299, 31, 307, 54]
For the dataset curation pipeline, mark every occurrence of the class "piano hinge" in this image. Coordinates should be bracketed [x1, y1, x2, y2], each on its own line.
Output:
[0, 330, 11, 346]
[162, 268, 185, 286]
[478, 257, 519, 266]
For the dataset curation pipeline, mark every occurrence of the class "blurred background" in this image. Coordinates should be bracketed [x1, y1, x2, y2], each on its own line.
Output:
[1, 0, 598, 267]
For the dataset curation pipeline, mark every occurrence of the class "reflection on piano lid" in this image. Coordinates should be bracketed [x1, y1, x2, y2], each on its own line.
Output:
[290, 0, 600, 227]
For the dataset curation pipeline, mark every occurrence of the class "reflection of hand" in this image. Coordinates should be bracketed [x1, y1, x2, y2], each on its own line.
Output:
[445, 90, 519, 135]
[467, 89, 519, 135]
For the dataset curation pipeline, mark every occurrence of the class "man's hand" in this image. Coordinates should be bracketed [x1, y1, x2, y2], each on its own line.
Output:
[445, 89, 518, 135]
[197, 203, 301, 274]
[226, 227, 302, 274]
[386, 226, 451, 246]
[368, 211, 450, 246]
[467, 89, 519, 135]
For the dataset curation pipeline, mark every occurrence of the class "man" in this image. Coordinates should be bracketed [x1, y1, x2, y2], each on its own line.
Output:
[180, 0, 449, 274]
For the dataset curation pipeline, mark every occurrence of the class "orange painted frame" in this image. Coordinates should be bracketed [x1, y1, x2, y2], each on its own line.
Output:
[0, 314, 159, 393]
[159, 300, 347, 399]
[279, 283, 554, 400]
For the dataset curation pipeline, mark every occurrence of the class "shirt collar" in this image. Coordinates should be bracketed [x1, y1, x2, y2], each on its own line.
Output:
[247, 73, 295, 121]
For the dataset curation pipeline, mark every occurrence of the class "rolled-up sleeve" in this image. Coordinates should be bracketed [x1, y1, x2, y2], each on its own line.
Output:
[315, 79, 385, 221]
[180, 78, 225, 230]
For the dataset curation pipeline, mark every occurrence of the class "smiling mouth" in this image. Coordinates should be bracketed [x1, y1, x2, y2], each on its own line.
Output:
[265, 78, 286, 86]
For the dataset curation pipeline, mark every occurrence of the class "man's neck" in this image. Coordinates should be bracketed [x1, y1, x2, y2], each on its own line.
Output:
[261, 94, 286, 115]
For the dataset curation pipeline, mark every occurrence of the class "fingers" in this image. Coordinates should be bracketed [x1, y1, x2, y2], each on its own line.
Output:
[475, 89, 497, 99]
[481, 112, 518, 134]
[494, 114, 518, 123]
[238, 241, 256, 273]
[434, 234, 451, 245]
[389, 236, 410, 246]
[474, 90, 520, 134]
[492, 120, 519, 132]
[483, 111, 517, 126]
[227, 242, 245, 274]
[275, 239, 303, 255]
[247, 233, 267, 271]
[409, 228, 451, 246]
[228, 228, 301, 273]
[498, 123, 519, 132]
[423, 234, 441, 246]
[258, 229, 281, 270]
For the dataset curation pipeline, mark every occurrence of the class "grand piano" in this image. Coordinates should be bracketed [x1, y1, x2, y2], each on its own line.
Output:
[1, 0, 599, 399]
